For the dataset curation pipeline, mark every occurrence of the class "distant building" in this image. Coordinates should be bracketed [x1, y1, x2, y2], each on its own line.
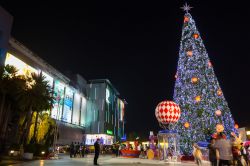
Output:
[85, 79, 126, 145]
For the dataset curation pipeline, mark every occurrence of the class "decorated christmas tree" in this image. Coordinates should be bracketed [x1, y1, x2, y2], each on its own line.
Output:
[173, 4, 237, 154]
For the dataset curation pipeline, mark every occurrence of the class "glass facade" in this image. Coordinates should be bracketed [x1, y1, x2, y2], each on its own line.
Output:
[62, 86, 74, 123]
[4, 53, 87, 127]
[52, 80, 65, 120]
[4, 53, 126, 144]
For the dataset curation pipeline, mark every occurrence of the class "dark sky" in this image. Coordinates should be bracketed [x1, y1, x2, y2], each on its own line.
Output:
[1, 0, 250, 134]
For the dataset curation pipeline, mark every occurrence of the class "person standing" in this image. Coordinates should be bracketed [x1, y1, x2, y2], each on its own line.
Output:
[214, 134, 233, 166]
[94, 138, 100, 165]
[193, 143, 202, 166]
[208, 139, 218, 166]
[70, 142, 74, 158]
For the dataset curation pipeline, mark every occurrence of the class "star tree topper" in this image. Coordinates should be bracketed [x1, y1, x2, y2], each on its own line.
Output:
[181, 3, 193, 13]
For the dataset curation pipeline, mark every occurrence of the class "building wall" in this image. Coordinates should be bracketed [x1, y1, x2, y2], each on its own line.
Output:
[5, 40, 87, 145]
[0, 6, 12, 66]
[86, 80, 126, 143]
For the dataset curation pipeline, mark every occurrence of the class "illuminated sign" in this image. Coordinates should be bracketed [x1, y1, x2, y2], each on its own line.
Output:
[106, 130, 113, 135]
[62, 87, 74, 123]
[51, 80, 65, 120]
[5, 53, 37, 76]
[85, 134, 114, 145]
[106, 88, 110, 103]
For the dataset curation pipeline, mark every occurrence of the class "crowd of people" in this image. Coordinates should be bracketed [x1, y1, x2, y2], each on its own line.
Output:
[193, 132, 250, 166]
[69, 142, 87, 158]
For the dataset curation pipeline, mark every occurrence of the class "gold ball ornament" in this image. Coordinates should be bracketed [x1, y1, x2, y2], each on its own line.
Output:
[193, 33, 199, 39]
[184, 122, 190, 128]
[215, 110, 222, 116]
[175, 73, 178, 79]
[187, 51, 193, 57]
[195, 96, 201, 102]
[216, 124, 224, 133]
[184, 16, 189, 23]
[217, 89, 222, 96]
[208, 61, 212, 67]
[191, 77, 198, 84]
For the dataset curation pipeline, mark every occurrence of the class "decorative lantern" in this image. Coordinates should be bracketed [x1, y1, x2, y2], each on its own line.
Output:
[184, 122, 190, 128]
[195, 96, 201, 102]
[234, 124, 239, 129]
[191, 77, 198, 84]
[155, 101, 181, 124]
[193, 33, 199, 39]
[216, 124, 224, 133]
[217, 89, 222, 96]
[184, 16, 189, 23]
[208, 61, 212, 67]
[187, 51, 193, 57]
[215, 110, 222, 116]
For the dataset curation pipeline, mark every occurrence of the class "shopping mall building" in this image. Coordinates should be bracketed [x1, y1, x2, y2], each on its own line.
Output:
[0, 6, 126, 146]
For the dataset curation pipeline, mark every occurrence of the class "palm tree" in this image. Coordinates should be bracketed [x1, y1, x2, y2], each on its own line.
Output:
[0, 65, 26, 151]
[17, 72, 54, 145]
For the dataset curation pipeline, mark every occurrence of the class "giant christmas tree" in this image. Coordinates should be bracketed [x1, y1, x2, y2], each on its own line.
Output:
[173, 4, 237, 154]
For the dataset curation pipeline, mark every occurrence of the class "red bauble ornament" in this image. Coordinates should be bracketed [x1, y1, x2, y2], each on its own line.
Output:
[215, 110, 222, 116]
[193, 33, 199, 39]
[155, 101, 181, 124]
[184, 16, 189, 23]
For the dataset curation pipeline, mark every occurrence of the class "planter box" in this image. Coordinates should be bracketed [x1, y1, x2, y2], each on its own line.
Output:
[23, 152, 33, 159]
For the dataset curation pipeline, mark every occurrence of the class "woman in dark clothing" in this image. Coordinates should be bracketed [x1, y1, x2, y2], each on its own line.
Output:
[208, 139, 217, 166]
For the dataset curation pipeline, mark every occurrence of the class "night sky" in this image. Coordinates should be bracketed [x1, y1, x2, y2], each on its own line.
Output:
[1, 1, 250, 135]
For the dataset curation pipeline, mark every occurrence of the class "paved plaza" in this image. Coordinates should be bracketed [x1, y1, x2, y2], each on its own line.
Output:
[7, 154, 211, 166]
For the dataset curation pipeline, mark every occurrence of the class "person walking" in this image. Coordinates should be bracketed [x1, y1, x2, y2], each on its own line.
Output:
[208, 138, 218, 166]
[94, 138, 100, 165]
[193, 143, 202, 166]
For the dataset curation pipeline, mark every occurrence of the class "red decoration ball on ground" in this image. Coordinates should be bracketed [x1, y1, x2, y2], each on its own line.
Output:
[155, 101, 181, 124]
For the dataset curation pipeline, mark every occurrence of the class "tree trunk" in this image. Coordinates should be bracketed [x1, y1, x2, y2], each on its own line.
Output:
[32, 111, 39, 143]
[21, 106, 33, 145]
[0, 103, 11, 152]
